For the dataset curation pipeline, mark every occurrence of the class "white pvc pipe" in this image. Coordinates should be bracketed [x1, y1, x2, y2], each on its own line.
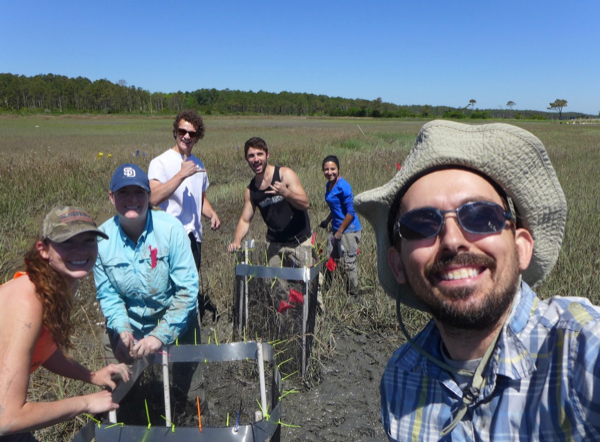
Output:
[256, 341, 267, 419]
[244, 241, 249, 331]
[162, 348, 171, 427]
[238, 276, 244, 334]
[302, 252, 309, 378]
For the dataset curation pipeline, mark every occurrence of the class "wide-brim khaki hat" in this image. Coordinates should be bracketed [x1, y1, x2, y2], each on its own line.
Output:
[354, 120, 567, 312]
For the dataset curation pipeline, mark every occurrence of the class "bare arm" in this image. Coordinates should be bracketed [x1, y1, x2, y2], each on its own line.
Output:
[201, 192, 221, 230]
[319, 213, 333, 229]
[42, 349, 130, 390]
[149, 155, 200, 206]
[0, 279, 119, 436]
[266, 167, 309, 211]
[227, 188, 255, 252]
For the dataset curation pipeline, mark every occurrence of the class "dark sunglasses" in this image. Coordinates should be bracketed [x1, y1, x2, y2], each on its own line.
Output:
[177, 128, 198, 138]
[396, 201, 513, 241]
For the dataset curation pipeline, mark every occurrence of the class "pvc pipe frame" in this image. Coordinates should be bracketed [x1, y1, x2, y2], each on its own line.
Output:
[256, 341, 267, 418]
[301, 252, 309, 378]
[235, 260, 321, 378]
[72, 342, 282, 442]
[162, 350, 171, 427]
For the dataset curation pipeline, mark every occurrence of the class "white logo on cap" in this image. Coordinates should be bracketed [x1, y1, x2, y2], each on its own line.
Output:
[124, 167, 136, 178]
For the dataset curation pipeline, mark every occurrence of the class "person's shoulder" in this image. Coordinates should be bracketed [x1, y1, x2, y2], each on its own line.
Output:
[0, 274, 42, 323]
[98, 216, 119, 240]
[150, 148, 180, 166]
[339, 177, 352, 187]
[279, 166, 302, 182]
[385, 321, 439, 373]
[150, 209, 185, 229]
[336, 178, 353, 192]
[160, 148, 179, 159]
[279, 165, 297, 175]
[149, 149, 166, 162]
[149, 210, 189, 246]
[382, 341, 421, 388]
[540, 296, 600, 331]
[96, 217, 126, 257]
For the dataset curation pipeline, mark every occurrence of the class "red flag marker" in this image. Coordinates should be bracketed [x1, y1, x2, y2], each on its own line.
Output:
[289, 288, 304, 305]
[278, 300, 294, 313]
[326, 257, 337, 272]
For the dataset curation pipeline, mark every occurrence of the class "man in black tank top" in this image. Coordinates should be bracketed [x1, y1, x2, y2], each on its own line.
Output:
[248, 165, 311, 244]
[227, 137, 314, 304]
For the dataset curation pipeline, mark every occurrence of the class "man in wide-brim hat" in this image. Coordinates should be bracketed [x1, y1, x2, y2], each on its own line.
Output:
[355, 120, 600, 440]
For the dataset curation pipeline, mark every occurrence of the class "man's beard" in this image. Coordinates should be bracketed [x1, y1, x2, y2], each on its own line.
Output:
[407, 251, 520, 331]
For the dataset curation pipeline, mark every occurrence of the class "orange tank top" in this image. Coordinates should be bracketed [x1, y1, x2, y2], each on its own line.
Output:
[11, 272, 58, 373]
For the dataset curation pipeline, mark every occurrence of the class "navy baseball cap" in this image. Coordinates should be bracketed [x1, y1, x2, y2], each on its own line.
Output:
[110, 163, 150, 192]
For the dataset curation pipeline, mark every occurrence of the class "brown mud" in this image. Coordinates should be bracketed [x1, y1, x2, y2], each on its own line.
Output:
[281, 328, 398, 441]
[104, 327, 399, 441]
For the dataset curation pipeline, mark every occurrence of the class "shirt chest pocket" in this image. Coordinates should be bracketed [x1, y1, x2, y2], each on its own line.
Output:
[141, 249, 171, 298]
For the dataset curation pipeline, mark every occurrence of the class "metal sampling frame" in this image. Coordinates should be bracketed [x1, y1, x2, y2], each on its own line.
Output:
[72, 341, 282, 442]
[235, 240, 321, 378]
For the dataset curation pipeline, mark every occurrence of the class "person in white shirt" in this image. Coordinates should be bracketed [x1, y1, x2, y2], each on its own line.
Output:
[148, 110, 220, 321]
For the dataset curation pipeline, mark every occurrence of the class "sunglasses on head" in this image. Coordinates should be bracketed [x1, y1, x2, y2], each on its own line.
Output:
[395, 201, 513, 241]
[177, 128, 198, 138]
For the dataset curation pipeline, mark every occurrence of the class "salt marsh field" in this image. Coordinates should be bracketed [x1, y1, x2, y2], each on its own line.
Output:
[1, 115, 598, 440]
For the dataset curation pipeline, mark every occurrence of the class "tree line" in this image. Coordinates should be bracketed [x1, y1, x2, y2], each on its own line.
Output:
[0, 73, 587, 119]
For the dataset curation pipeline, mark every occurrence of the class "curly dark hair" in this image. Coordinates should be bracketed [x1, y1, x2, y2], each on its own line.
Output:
[24, 240, 74, 351]
[173, 110, 205, 140]
[244, 137, 269, 157]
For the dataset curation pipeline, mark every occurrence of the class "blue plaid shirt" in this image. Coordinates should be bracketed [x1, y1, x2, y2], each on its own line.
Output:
[381, 282, 600, 441]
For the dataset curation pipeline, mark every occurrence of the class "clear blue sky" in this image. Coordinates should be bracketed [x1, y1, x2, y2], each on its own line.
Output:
[2, 0, 598, 115]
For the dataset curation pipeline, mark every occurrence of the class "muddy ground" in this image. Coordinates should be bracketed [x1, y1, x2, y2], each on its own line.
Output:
[280, 328, 400, 441]
[105, 326, 400, 441]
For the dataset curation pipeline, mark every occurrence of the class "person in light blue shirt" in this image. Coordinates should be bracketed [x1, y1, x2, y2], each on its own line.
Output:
[319, 155, 362, 296]
[355, 120, 600, 441]
[94, 163, 199, 363]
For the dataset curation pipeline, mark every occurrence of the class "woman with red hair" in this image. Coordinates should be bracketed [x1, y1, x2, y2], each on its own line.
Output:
[0, 206, 129, 441]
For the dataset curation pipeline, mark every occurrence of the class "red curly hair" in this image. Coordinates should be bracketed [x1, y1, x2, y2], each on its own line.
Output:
[24, 240, 74, 351]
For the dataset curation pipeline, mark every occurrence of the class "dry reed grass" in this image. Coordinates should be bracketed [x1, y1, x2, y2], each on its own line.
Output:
[0, 116, 598, 440]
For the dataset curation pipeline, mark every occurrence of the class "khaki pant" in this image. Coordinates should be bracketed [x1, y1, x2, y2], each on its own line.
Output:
[267, 237, 315, 306]
[325, 230, 361, 296]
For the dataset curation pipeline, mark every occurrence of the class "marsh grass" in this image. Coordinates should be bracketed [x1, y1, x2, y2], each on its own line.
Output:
[1, 116, 598, 440]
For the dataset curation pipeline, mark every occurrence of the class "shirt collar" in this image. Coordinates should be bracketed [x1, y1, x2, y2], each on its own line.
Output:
[115, 211, 152, 247]
[395, 281, 538, 382]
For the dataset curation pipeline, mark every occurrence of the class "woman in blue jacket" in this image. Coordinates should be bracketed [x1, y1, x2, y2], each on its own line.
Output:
[94, 163, 202, 409]
[319, 155, 362, 297]
[94, 163, 199, 363]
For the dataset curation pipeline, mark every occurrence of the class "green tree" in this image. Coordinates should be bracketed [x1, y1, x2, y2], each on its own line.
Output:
[506, 101, 516, 110]
[468, 99, 477, 109]
[548, 99, 567, 120]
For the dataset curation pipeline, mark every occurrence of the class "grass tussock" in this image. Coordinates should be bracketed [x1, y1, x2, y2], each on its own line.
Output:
[0, 116, 598, 439]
